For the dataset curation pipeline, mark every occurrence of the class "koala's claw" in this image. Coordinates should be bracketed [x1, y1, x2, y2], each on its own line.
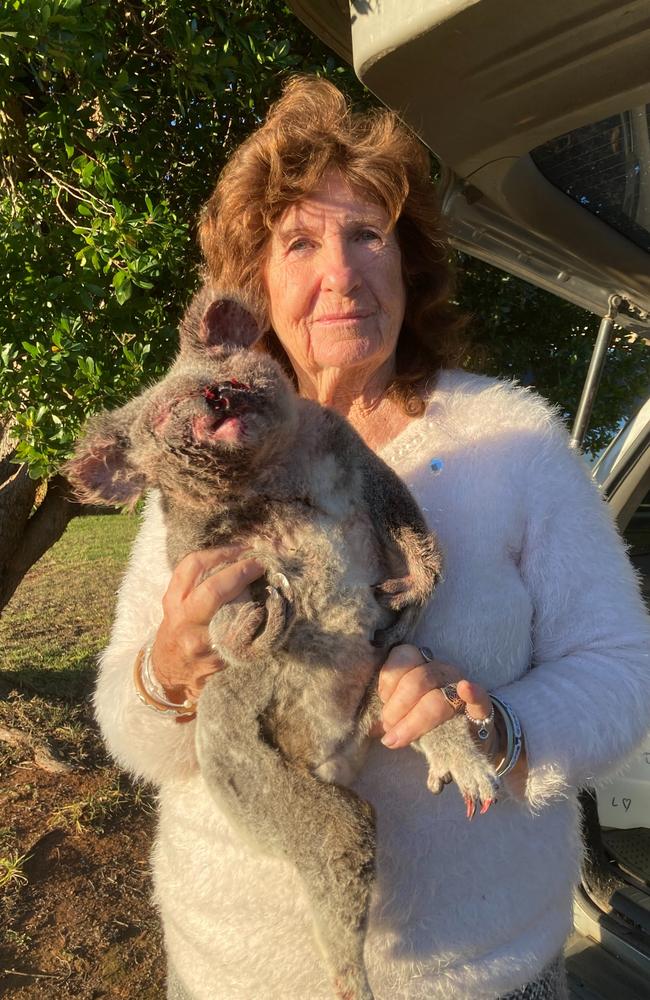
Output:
[253, 576, 295, 652]
[416, 714, 500, 818]
[464, 794, 496, 820]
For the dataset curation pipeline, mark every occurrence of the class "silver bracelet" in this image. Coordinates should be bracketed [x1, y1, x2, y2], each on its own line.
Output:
[133, 643, 197, 716]
[490, 696, 523, 778]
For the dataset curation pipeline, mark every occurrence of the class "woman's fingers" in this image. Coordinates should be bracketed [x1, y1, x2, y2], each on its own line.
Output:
[377, 645, 493, 750]
[164, 546, 252, 604]
[381, 689, 449, 747]
[378, 645, 461, 731]
[184, 557, 266, 625]
[378, 645, 459, 705]
[456, 680, 493, 722]
[151, 548, 266, 699]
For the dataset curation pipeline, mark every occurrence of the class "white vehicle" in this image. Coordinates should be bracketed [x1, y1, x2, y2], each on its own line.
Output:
[290, 3, 650, 996]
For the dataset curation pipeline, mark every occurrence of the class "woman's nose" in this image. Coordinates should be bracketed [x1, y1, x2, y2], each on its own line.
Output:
[321, 239, 362, 295]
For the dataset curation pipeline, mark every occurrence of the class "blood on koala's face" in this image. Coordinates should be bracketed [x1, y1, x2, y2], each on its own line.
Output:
[139, 356, 298, 496]
[149, 378, 253, 450]
[65, 294, 299, 510]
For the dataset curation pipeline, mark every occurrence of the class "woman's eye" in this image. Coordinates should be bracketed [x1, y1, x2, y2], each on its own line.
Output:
[287, 238, 312, 254]
[358, 229, 382, 243]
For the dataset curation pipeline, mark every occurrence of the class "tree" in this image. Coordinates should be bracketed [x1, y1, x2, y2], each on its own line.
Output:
[0, 0, 360, 610]
[456, 255, 649, 455]
[1, 0, 647, 611]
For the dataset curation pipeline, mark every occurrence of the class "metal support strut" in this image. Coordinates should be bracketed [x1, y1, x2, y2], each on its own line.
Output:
[569, 295, 622, 451]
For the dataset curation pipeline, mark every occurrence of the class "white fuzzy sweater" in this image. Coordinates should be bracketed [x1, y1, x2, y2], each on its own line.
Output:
[96, 370, 650, 999]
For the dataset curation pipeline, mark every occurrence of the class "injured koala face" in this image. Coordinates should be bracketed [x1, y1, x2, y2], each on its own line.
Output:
[66, 285, 498, 1000]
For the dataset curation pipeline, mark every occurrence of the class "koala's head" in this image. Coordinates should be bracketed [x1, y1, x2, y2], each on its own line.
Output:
[65, 294, 299, 510]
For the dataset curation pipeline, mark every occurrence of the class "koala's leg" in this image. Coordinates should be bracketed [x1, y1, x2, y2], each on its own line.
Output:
[372, 525, 442, 647]
[415, 715, 499, 816]
[313, 682, 382, 787]
[196, 666, 376, 1000]
[358, 453, 442, 648]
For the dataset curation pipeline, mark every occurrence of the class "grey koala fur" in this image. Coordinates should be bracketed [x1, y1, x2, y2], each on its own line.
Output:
[66, 286, 499, 1000]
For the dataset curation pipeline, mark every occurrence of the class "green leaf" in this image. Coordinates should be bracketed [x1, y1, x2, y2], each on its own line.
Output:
[114, 278, 132, 305]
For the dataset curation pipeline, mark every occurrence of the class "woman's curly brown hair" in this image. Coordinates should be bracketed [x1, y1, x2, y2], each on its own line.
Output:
[198, 75, 467, 415]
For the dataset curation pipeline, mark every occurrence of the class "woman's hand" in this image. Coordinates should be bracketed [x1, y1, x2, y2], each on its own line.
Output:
[150, 545, 265, 711]
[377, 644, 494, 753]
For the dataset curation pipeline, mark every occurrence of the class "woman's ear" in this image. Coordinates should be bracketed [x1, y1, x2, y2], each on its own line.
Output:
[64, 407, 147, 510]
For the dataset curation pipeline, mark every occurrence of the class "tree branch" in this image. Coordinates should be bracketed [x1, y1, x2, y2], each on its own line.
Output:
[0, 476, 81, 614]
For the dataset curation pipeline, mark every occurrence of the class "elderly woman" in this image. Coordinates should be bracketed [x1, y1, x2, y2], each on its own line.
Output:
[96, 77, 650, 1000]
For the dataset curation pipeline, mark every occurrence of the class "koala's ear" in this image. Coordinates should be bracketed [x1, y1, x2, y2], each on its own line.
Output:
[200, 297, 261, 350]
[64, 409, 147, 510]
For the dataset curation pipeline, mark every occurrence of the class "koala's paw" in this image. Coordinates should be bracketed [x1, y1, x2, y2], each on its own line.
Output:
[416, 716, 499, 818]
[371, 575, 429, 648]
[373, 574, 422, 613]
[209, 573, 295, 659]
[210, 600, 267, 658]
[252, 572, 295, 653]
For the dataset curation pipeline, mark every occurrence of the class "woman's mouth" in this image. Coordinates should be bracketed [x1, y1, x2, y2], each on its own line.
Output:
[314, 311, 372, 324]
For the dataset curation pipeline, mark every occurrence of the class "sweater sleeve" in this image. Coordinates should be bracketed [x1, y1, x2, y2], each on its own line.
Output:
[93, 492, 199, 785]
[493, 420, 650, 810]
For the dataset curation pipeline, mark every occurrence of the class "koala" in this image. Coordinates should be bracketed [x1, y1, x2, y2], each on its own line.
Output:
[66, 287, 499, 1000]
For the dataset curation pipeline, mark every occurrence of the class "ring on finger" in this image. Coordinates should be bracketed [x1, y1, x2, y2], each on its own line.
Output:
[440, 683, 465, 714]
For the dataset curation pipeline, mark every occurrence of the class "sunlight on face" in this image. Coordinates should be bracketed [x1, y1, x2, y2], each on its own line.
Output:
[263, 172, 406, 383]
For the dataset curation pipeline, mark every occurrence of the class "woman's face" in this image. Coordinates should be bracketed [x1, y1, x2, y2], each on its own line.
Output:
[262, 172, 406, 384]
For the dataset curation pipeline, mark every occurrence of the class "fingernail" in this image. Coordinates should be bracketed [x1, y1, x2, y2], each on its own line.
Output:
[381, 731, 399, 748]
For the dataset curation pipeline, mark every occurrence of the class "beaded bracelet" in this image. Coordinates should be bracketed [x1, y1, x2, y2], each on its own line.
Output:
[133, 644, 197, 717]
[490, 695, 523, 778]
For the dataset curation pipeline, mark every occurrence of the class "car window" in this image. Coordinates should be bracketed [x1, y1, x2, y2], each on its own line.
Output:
[530, 104, 650, 254]
[624, 487, 650, 606]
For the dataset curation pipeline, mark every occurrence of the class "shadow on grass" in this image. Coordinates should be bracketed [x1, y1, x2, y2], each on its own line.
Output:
[0, 660, 97, 702]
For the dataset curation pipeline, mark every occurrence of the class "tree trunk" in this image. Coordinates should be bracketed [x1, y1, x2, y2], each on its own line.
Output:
[0, 424, 81, 614]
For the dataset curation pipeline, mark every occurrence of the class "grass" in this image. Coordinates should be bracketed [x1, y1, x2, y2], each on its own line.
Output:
[48, 772, 155, 834]
[0, 851, 29, 890]
[0, 512, 139, 775]
[0, 513, 139, 701]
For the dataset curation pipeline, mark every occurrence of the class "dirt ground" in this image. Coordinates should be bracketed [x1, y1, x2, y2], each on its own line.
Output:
[0, 693, 164, 999]
[0, 515, 165, 998]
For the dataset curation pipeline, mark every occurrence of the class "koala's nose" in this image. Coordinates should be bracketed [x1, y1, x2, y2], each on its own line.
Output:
[204, 386, 229, 410]
[204, 380, 251, 406]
